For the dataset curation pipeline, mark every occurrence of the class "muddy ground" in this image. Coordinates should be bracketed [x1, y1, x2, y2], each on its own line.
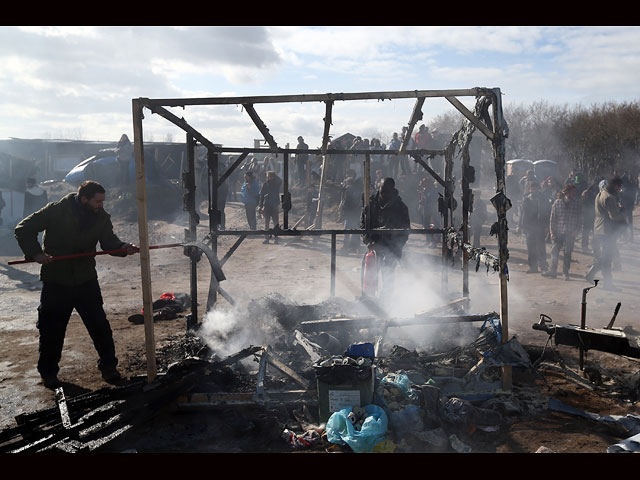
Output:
[1, 180, 639, 453]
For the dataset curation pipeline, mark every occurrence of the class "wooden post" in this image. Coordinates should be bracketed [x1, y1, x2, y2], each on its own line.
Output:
[314, 154, 328, 229]
[330, 233, 336, 297]
[461, 145, 471, 299]
[283, 153, 289, 229]
[364, 153, 371, 211]
[363, 153, 371, 239]
[208, 149, 218, 307]
[132, 99, 157, 382]
[490, 89, 511, 391]
[186, 134, 198, 329]
[305, 156, 312, 228]
[442, 146, 454, 295]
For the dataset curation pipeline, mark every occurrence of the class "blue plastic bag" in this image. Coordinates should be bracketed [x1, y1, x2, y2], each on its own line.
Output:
[380, 372, 418, 401]
[326, 404, 388, 453]
[389, 404, 423, 435]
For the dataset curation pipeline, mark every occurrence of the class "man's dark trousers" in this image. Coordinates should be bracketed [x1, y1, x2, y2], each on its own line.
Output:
[37, 279, 118, 378]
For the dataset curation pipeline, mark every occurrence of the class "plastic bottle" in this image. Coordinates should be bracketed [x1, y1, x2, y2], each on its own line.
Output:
[449, 434, 472, 453]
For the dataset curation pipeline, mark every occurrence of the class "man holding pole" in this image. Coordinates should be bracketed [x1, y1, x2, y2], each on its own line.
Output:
[14, 180, 138, 389]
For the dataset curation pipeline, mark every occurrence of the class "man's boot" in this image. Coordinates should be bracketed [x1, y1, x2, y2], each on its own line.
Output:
[41, 373, 60, 389]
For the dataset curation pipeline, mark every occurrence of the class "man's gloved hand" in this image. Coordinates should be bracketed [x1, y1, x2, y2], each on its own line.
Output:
[123, 243, 140, 255]
[33, 252, 53, 264]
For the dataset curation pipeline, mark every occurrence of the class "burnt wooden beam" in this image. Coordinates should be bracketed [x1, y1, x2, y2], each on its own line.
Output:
[146, 104, 217, 151]
[410, 153, 446, 188]
[55, 387, 72, 429]
[414, 297, 470, 317]
[242, 103, 278, 150]
[220, 234, 247, 266]
[211, 227, 443, 236]
[137, 88, 488, 108]
[206, 147, 444, 156]
[256, 347, 269, 401]
[400, 96, 426, 153]
[446, 96, 494, 141]
[265, 346, 310, 390]
[176, 390, 316, 409]
[217, 151, 249, 188]
[299, 312, 498, 332]
[321, 101, 334, 155]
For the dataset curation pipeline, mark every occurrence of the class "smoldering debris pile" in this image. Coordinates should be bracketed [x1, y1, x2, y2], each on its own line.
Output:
[4, 293, 640, 453]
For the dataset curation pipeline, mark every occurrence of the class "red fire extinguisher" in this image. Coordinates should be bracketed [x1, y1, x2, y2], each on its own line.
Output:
[361, 244, 379, 297]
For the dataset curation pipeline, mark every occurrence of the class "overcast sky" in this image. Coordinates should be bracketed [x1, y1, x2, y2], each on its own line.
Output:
[2, 26, 639, 148]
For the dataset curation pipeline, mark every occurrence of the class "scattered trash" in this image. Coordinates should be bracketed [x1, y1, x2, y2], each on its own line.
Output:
[441, 397, 502, 430]
[388, 404, 423, 436]
[548, 398, 640, 436]
[411, 427, 449, 451]
[607, 432, 640, 453]
[372, 438, 396, 453]
[449, 434, 472, 453]
[128, 292, 191, 324]
[535, 446, 555, 453]
[380, 372, 418, 401]
[326, 405, 388, 453]
[315, 332, 343, 355]
[281, 427, 323, 450]
[292, 330, 324, 363]
[345, 342, 375, 359]
[7, 291, 638, 453]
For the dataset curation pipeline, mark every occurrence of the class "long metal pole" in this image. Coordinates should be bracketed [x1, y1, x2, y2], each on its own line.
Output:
[315, 154, 328, 228]
[330, 233, 336, 297]
[208, 149, 218, 308]
[462, 152, 471, 299]
[139, 88, 488, 108]
[186, 134, 198, 329]
[283, 153, 289, 229]
[132, 99, 157, 382]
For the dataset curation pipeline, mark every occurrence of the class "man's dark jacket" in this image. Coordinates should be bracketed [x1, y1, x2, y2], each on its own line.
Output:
[14, 193, 127, 287]
[361, 189, 410, 257]
[259, 176, 282, 210]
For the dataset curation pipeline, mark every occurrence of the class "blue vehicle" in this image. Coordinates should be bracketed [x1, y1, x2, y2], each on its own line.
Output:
[64, 148, 162, 187]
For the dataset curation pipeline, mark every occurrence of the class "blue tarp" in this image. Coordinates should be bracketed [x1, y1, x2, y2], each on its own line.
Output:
[64, 152, 162, 187]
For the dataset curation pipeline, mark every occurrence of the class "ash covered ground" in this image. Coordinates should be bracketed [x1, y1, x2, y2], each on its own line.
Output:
[1, 180, 640, 453]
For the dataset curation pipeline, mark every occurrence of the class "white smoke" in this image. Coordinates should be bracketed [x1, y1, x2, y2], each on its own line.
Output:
[200, 306, 263, 359]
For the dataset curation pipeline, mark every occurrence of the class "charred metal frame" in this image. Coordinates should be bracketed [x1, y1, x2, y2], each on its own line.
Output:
[132, 88, 510, 385]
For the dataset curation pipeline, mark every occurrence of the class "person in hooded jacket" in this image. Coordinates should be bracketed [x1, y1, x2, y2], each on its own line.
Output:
[338, 170, 363, 253]
[585, 177, 627, 290]
[361, 177, 410, 296]
[580, 181, 600, 251]
[258, 170, 282, 244]
[518, 182, 549, 273]
[14, 180, 138, 389]
[23, 178, 49, 218]
[241, 171, 260, 230]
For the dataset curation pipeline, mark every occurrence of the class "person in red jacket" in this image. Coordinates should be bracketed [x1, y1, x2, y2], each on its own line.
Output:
[414, 124, 432, 149]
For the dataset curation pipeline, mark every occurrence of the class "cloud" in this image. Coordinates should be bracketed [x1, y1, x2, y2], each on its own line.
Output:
[1, 26, 639, 145]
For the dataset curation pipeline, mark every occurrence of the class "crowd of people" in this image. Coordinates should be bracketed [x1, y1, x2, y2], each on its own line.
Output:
[214, 128, 638, 294]
[225, 128, 448, 247]
[511, 167, 638, 291]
